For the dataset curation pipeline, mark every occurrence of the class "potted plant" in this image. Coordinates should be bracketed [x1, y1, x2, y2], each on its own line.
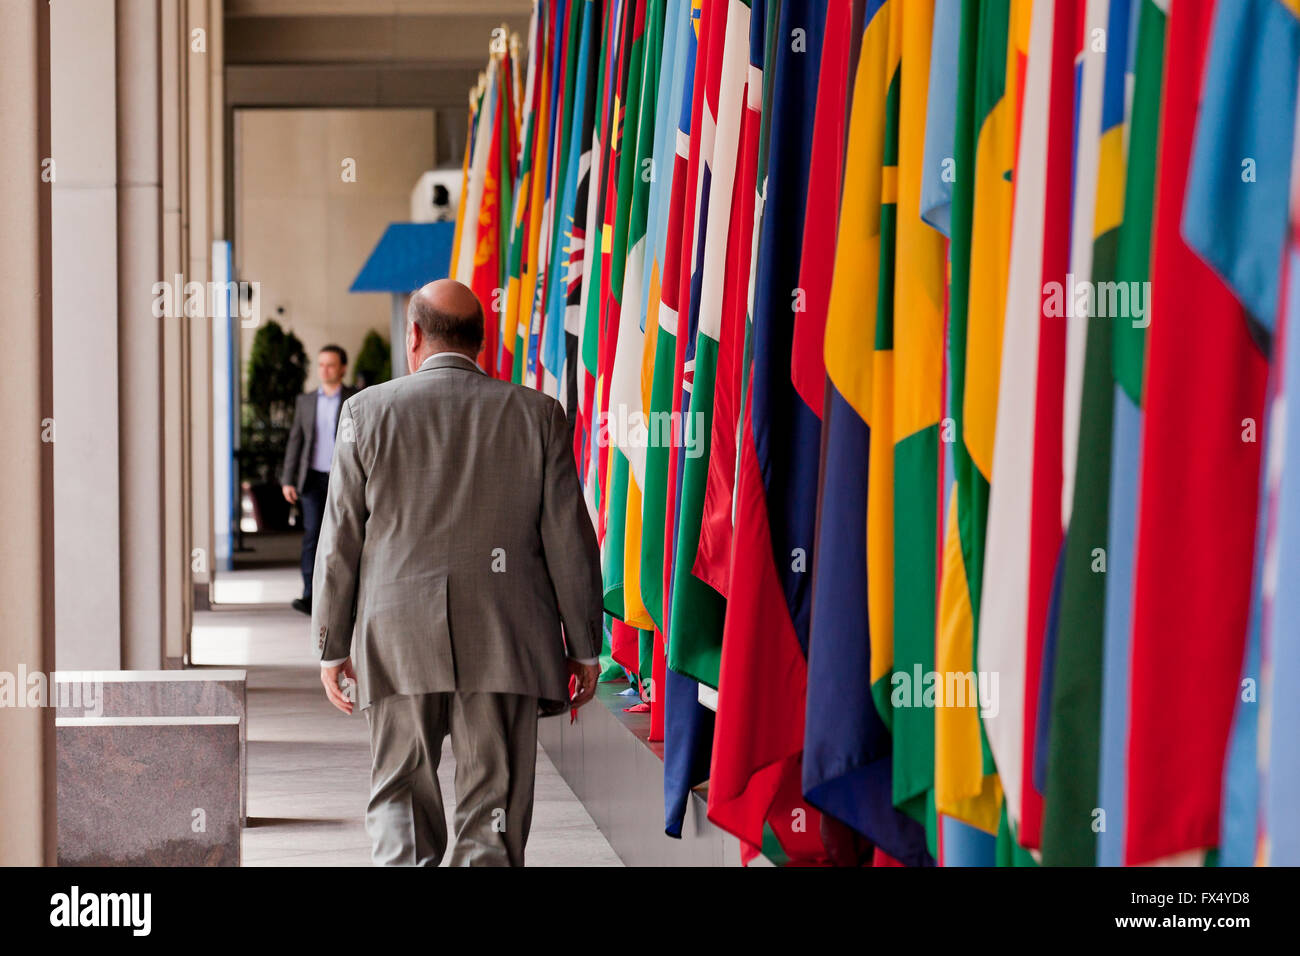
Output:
[240, 320, 307, 532]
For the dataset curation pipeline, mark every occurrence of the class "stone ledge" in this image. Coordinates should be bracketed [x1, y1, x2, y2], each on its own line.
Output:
[538, 683, 776, 867]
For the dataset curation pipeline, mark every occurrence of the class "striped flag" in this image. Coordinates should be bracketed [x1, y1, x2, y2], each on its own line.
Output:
[920, 0, 998, 868]
[803, 0, 933, 867]
[451, 83, 479, 277]
[665, 0, 751, 690]
[595, 0, 644, 627]
[572, 0, 617, 495]
[539, 0, 587, 393]
[495, 38, 518, 373]
[1041, 0, 1133, 868]
[708, 0, 830, 866]
[934, 0, 1025, 848]
[504, 1, 550, 383]
[457, 61, 497, 287]
[1095, 0, 1164, 869]
[560, 0, 606, 414]
[658, 0, 718, 839]
[1027, 1, 1109, 829]
[634, 0, 687, 743]
[606, 0, 665, 638]
[889, 0, 949, 841]
[576, 0, 625, 515]
[790, 0, 854, 857]
[690, 0, 770, 599]
[976, 0, 1076, 861]
[638, 0, 694, 634]
[470, 50, 509, 377]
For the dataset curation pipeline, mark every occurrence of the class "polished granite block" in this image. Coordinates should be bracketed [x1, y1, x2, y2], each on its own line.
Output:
[54, 669, 248, 822]
[57, 716, 242, 866]
[539, 684, 753, 866]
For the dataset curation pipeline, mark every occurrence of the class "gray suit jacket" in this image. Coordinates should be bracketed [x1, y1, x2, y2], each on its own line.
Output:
[279, 384, 359, 491]
[309, 352, 603, 711]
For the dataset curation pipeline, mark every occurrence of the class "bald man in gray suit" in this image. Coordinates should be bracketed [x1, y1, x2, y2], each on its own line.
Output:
[311, 279, 603, 867]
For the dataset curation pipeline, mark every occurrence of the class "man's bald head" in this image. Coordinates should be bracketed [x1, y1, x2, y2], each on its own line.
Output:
[407, 279, 485, 356]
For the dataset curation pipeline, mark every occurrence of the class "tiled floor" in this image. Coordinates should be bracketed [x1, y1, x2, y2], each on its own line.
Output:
[192, 567, 623, 867]
[210, 565, 302, 606]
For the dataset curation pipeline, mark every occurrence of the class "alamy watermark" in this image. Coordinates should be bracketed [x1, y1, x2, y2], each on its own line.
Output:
[50, 886, 151, 936]
[890, 665, 1000, 718]
[1042, 274, 1152, 328]
[597, 405, 706, 459]
[152, 274, 260, 327]
[0, 667, 102, 716]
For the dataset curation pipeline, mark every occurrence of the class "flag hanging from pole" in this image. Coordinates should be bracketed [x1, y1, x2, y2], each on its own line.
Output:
[708, 0, 830, 866]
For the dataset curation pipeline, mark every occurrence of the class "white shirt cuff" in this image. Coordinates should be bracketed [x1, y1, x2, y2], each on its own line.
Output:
[320, 657, 348, 667]
[571, 656, 599, 666]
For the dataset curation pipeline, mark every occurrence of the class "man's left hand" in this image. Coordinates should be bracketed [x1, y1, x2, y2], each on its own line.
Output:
[567, 659, 599, 710]
[321, 658, 356, 715]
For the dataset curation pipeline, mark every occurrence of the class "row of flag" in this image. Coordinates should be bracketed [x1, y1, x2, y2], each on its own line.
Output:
[450, 0, 1300, 866]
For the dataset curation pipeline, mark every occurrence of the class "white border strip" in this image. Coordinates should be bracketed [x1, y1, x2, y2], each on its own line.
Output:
[53, 670, 247, 683]
[56, 716, 241, 727]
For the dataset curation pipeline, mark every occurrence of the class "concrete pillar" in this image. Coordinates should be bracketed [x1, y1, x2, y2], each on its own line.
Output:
[391, 293, 410, 378]
[51, 0, 123, 670]
[51, 0, 169, 671]
[162, 0, 190, 665]
[178, 0, 196, 657]
[0, 0, 56, 865]
[188, 0, 214, 611]
[118, 0, 166, 670]
[209, 3, 225, 242]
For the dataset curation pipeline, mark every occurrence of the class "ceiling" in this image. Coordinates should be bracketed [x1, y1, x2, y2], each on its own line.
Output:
[224, 0, 532, 111]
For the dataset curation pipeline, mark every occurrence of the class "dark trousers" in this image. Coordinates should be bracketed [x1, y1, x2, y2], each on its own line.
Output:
[299, 468, 330, 599]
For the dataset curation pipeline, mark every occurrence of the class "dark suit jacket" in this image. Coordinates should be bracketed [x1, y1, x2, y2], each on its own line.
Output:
[310, 352, 603, 710]
[279, 384, 359, 491]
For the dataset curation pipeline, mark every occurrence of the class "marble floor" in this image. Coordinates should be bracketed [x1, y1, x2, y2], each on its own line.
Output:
[191, 565, 623, 867]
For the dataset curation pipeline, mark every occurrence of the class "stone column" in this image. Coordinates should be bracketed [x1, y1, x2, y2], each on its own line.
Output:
[391, 293, 410, 378]
[51, 0, 169, 671]
[118, 0, 167, 670]
[0, 0, 56, 865]
[187, 0, 214, 611]
[162, 0, 190, 665]
[51, 0, 123, 670]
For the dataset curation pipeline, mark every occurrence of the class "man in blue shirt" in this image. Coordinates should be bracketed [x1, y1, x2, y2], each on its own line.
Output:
[280, 345, 358, 615]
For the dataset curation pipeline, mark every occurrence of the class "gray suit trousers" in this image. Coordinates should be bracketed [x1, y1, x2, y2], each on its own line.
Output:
[364, 691, 538, 867]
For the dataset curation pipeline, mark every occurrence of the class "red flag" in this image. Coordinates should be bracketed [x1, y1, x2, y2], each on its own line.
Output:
[1017, 0, 1076, 850]
[787, 0, 852, 420]
[709, 390, 823, 861]
[472, 79, 504, 377]
[649, 625, 666, 741]
[610, 618, 641, 674]
[706, 0, 829, 867]
[692, 2, 766, 597]
[1124, 0, 1268, 865]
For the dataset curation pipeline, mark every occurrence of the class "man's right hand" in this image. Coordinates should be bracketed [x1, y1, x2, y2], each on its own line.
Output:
[321, 658, 356, 715]
[282, 484, 298, 504]
[567, 659, 599, 709]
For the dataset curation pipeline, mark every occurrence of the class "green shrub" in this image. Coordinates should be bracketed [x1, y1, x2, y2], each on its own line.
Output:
[240, 320, 307, 487]
[353, 329, 392, 388]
